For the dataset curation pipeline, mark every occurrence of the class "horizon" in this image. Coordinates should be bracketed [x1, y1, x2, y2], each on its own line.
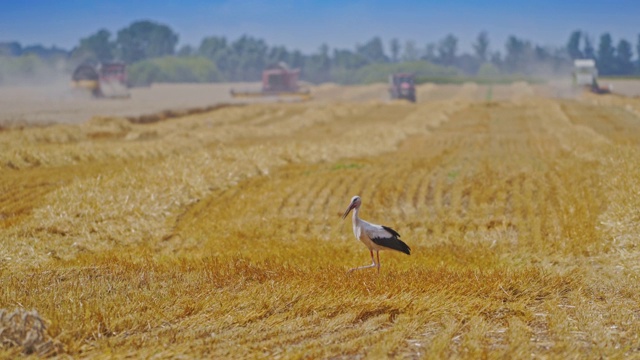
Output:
[1, 0, 639, 55]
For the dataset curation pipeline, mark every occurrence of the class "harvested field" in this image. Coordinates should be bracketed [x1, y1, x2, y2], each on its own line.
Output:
[599, 78, 640, 97]
[0, 83, 247, 126]
[0, 81, 561, 127]
[2, 82, 640, 358]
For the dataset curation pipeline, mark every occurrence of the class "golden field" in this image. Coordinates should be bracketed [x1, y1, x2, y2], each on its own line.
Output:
[1, 82, 640, 358]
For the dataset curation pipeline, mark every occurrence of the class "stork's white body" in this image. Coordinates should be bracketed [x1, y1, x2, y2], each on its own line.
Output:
[342, 195, 411, 273]
[350, 207, 392, 252]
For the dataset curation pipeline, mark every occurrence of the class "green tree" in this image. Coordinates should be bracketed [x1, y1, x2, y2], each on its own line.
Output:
[304, 44, 331, 83]
[583, 34, 595, 60]
[229, 35, 268, 80]
[342, 60, 460, 84]
[615, 39, 634, 75]
[333, 48, 368, 69]
[567, 30, 583, 59]
[490, 51, 502, 67]
[0, 42, 22, 56]
[267, 45, 290, 66]
[503, 36, 533, 73]
[72, 29, 114, 62]
[423, 42, 436, 62]
[636, 34, 640, 74]
[473, 31, 490, 62]
[437, 34, 458, 66]
[289, 49, 304, 70]
[198, 36, 234, 78]
[116, 20, 178, 63]
[477, 62, 500, 78]
[402, 41, 419, 62]
[597, 33, 615, 75]
[356, 37, 387, 63]
[127, 61, 162, 86]
[128, 56, 220, 86]
[177, 45, 195, 57]
[389, 38, 400, 63]
[534, 45, 550, 62]
[0, 54, 57, 85]
[199, 36, 228, 59]
[21, 44, 67, 61]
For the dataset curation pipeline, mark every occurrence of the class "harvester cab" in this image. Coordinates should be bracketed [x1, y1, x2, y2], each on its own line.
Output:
[389, 73, 416, 102]
[230, 63, 311, 101]
[573, 59, 610, 94]
[71, 61, 130, 98]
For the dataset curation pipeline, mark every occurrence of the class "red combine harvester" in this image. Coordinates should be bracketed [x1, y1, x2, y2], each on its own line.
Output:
[230, 63, 311, 101]
[71, 61, 130, 98]
[388, 73, 416, 103]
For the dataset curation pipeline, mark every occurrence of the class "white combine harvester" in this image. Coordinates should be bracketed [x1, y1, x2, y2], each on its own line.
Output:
[573, 59, 610, 94]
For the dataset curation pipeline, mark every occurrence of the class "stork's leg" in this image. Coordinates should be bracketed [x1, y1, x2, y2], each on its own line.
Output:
[376, 251, 381, 273]
[348, 250, 377, 273]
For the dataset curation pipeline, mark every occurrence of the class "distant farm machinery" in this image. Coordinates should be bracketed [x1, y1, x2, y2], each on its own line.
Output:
[230, 63, 311, 101]
[388, 73, 416, 102]
[71, 62, 130, 98]
[573, 59, 611, 95]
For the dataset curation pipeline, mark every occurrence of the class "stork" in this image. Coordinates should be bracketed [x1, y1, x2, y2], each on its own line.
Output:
[341, 195, 411, 273]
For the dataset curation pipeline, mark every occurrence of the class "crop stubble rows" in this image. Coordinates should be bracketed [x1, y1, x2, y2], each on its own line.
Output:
[2, 90, 640, 357]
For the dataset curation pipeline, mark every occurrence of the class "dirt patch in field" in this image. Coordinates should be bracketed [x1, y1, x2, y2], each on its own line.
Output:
[0, 82, 248, 126]
[598, 78, 640, 97]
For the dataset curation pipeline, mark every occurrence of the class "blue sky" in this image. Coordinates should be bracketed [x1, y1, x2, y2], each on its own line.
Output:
[1, 0, 639, 55]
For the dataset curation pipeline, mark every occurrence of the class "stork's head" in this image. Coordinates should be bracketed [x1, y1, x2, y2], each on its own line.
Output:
[342, 195, 362, 219]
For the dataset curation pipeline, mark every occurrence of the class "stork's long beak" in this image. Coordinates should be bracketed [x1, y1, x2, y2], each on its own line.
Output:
[342, 203, 354, 220]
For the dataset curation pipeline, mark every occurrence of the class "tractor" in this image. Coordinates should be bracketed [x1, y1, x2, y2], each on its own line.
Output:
[389, 73, 416, 102]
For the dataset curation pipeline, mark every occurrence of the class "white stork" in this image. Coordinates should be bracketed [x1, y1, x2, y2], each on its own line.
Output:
[341, 195, 411, 273]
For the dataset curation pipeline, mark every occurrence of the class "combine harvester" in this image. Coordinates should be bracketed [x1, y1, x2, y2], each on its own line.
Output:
[388, 73, 416, 102]
[71, 61, 130, 98]
[230, 63, 311, 101]
[573, 59, 611, 94]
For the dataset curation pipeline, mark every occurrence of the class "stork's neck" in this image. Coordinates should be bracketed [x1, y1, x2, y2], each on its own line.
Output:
[351, 206, 360, 225]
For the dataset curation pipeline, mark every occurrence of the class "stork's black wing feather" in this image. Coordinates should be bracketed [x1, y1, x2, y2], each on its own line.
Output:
[381, 225, 401, 238]
[371, 236, 411, 255]
[371, 225, 411, 255]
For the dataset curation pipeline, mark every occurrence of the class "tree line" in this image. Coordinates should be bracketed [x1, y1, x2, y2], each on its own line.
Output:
[1, 20, 639, 86]
[566, 31, 640, 75]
